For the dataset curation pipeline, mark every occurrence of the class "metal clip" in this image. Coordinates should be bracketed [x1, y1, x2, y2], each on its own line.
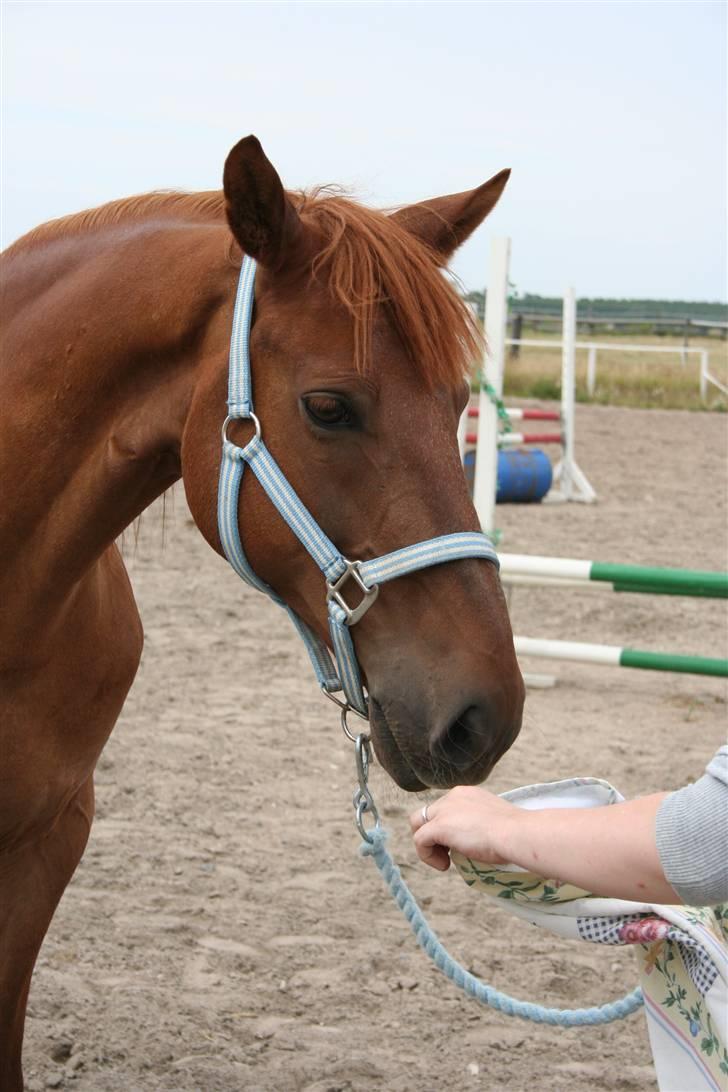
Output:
[320, 687, 369, 741]
[352, 733, 380, 842]
[322, 693, 380, 842]
[326, 560, 379, 625]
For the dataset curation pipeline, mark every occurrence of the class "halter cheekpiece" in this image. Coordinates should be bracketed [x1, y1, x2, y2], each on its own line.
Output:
[217, 255, 499, 717]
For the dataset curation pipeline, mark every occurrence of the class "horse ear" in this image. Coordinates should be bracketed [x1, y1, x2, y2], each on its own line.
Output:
[223, 135, 306, 271]
[391, 169, 511, 262]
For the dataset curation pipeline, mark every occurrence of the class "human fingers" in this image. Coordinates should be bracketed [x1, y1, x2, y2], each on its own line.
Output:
[409, 799, 439, 833]
[412, 825, 451, 871]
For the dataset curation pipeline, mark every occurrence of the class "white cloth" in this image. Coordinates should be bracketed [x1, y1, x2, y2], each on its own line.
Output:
[452, 777, 728, 1092]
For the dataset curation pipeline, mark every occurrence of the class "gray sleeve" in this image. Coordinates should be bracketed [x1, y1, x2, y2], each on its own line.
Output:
[655, 746, 728, 906]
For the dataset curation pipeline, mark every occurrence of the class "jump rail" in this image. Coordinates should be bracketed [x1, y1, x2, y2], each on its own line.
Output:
[467, 407, 561, 423]
[466, 432, 564, 447]
[500, 554, 728, 600]
[514, 637, 728, 679]
[505, 555, 728, 679]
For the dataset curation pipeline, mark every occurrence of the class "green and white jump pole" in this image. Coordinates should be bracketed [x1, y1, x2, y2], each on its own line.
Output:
[504, 555, 728, 679]
[500, 554, 728, 599]
[514, 637, 727, 679]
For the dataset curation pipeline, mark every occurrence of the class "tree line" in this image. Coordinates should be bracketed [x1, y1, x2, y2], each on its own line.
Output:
[465, 290, 727, 323]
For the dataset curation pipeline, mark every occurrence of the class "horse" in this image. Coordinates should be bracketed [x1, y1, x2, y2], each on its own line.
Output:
[0, 134, 524, 1087]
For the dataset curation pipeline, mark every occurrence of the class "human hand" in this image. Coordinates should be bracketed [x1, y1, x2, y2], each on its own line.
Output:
[409, 785, 520, 872]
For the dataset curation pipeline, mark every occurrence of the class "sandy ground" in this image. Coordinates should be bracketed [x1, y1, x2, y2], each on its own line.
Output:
[22, 404, 727, 1092]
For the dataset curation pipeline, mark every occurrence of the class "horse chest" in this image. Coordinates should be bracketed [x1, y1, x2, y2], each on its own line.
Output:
[0, 546, 143, 843]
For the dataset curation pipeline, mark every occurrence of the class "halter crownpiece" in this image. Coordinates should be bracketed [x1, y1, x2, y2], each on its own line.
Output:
[217, 255, 499, 717]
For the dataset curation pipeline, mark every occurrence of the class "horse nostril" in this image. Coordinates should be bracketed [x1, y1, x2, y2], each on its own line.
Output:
[432, 704, 483, 771]
[447, 715, 472, 756]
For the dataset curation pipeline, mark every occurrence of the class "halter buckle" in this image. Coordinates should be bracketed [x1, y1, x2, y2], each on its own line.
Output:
[326, 560, 379, 625]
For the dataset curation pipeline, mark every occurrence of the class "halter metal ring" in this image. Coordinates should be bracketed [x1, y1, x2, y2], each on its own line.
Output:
[326, 560, 379, 625]
[221, 412, 262, 447]
[320, 688, 369, 741]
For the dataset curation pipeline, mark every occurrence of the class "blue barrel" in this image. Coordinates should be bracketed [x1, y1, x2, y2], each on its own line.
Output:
[463, 449, 552, 503]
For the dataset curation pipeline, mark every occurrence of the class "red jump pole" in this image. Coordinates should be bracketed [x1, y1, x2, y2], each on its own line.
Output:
[466, 431, 564, 446]
[467, 407, 561, 422]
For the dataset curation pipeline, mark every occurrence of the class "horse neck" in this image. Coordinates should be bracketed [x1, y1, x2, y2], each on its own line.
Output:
[1, 220, 236, 601]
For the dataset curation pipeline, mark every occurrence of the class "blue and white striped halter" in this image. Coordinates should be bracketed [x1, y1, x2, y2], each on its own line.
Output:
[217, 255, 499, 718]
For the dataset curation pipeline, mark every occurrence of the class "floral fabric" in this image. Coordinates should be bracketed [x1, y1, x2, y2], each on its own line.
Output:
[452, 777, 728, 1092]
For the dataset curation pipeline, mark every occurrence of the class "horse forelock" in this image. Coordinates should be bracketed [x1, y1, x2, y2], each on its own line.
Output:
[295, 188, 481, 390]
[6, 186, 480, 391]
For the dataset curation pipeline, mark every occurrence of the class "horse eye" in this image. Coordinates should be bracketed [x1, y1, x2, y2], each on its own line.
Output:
[303, 394, 354, 428]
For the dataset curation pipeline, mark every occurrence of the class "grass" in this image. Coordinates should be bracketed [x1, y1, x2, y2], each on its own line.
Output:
[494, 331, 728, 411]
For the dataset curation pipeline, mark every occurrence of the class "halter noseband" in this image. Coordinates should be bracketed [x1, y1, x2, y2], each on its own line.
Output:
[217, 256, 499, 718]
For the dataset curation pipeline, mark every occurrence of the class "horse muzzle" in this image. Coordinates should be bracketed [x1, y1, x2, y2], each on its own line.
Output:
[368, 685, 524, 791]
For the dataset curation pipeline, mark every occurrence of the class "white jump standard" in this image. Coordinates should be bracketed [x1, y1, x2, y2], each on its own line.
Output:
[464, 239, 595, 534]
[550, 285, 596, 505]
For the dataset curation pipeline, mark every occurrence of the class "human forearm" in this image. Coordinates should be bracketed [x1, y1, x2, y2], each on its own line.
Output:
[501, 793, 680, 903]
[411, 786, 682, 904]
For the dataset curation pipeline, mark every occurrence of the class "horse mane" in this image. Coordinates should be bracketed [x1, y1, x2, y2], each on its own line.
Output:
[6, 188, 480, 388]
[4, 191, 226, 252]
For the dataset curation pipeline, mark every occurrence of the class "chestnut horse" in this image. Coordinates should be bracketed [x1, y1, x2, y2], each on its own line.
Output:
[0, 135, 524, 1086]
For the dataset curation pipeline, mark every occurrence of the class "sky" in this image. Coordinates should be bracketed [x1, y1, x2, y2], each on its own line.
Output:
[2, 0, 726, 301]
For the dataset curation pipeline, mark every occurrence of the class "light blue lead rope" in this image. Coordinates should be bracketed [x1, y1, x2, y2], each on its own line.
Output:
[360, 828, 644, 1026]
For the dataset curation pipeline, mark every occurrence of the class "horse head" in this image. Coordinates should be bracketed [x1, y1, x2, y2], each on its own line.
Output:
[183, 136, 524, 791]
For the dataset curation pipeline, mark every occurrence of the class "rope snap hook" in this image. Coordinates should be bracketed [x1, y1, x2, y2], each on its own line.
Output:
[352, 732, 380, 843]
